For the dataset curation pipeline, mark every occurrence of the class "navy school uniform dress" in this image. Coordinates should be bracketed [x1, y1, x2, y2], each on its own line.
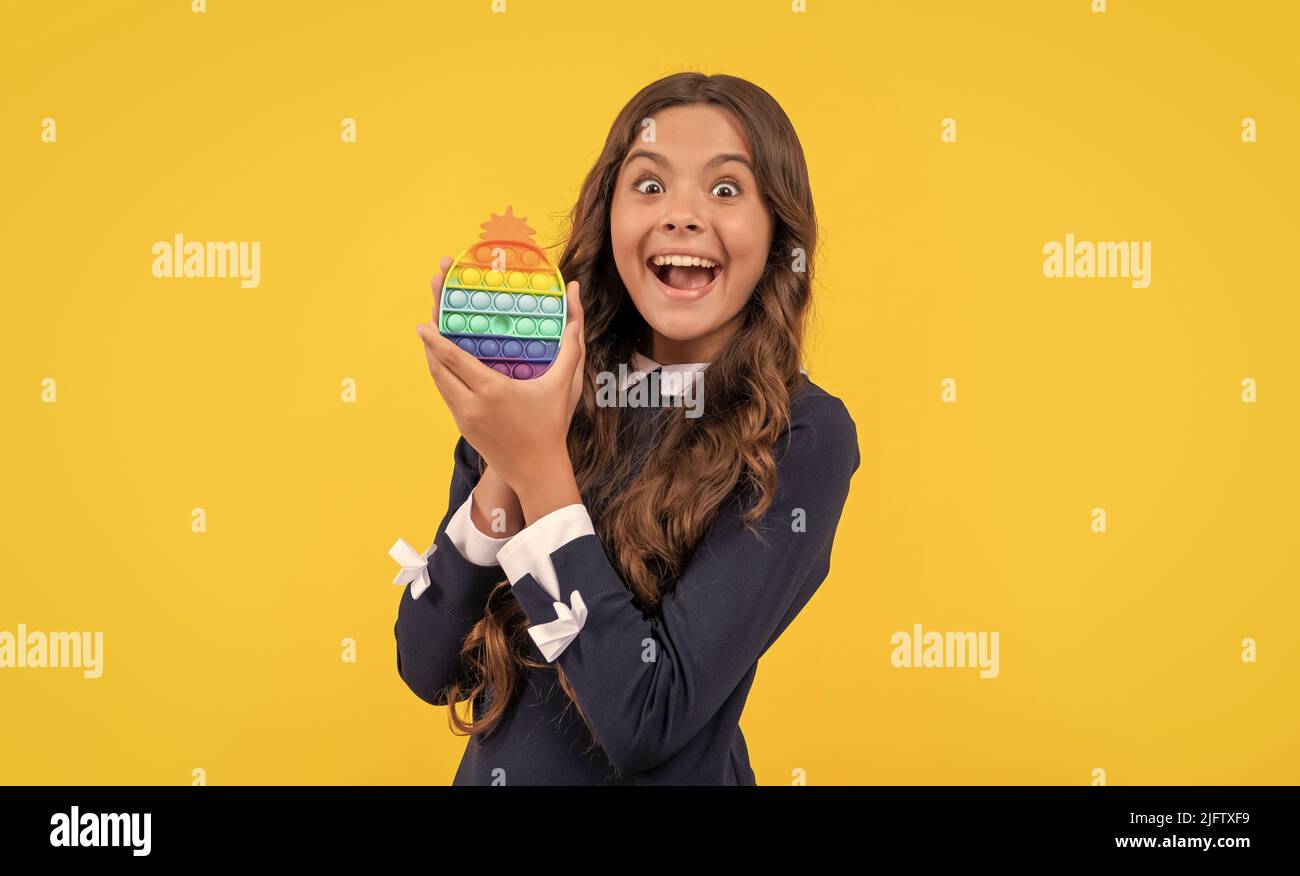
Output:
[392, 353, 860, 785]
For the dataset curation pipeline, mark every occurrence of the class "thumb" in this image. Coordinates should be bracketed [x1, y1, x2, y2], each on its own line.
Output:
[539, 283, 584, 385]
[548, 319, 583, 379]
[538, 322, 581, 391]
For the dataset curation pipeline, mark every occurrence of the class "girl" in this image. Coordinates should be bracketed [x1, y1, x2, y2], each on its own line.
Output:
[396, 72, 859, 785]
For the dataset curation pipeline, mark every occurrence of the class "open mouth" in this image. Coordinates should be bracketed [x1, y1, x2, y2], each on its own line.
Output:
[646, 257, 722, 298]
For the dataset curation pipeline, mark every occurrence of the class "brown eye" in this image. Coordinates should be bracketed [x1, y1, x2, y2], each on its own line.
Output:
[633, 177, 664, 195]
[712, 180, 741, 198]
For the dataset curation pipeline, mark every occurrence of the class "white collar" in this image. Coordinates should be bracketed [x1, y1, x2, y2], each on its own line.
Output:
[618, 351, 809, 397]
[618, 351, 710, 397]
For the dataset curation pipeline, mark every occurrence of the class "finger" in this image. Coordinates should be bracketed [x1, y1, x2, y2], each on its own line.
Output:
[539, 318, 584, 388]
[417, 322, 474, 411]
[540, 283, 587, 379]
[419, 320, 507, 396]
[431, 255, 453, 322]
[568, 280, 586, 361]
[565, 278, 583, 329]
[424, 353, 460, 412]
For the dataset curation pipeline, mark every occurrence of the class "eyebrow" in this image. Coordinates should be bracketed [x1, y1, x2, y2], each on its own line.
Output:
[622, 149, 753, 173]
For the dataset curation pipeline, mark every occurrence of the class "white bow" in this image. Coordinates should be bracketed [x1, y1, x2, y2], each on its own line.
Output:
[389, 538, 437, 600]
[528, 590, 588, 662]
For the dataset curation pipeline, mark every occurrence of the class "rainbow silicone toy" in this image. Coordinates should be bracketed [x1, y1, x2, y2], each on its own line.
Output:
[438, 206, 566, 380]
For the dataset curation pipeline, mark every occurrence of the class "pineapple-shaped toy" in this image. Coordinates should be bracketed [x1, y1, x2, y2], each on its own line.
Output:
[438, 206, 566, 379]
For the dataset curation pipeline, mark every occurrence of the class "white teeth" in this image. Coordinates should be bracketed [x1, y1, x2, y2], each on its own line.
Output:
[651, 254, 717, 268]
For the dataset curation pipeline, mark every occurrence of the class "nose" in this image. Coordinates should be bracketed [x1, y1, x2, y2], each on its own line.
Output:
[658, 191, 708, 234]
[660, 214, 702, 232]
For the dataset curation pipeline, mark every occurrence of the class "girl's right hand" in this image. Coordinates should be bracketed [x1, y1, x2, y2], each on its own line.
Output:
[430, 255, 453, 325]
[430, 255, 525, 539]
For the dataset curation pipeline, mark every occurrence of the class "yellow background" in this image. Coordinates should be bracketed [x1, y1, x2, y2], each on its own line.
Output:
[1, 0, 1296, 785]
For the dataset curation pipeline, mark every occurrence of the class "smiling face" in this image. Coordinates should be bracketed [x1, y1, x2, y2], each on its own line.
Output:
[610, 103, 774, 364]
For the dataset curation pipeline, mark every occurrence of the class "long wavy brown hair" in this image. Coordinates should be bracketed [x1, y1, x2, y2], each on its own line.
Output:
[442, 72, 818, 766]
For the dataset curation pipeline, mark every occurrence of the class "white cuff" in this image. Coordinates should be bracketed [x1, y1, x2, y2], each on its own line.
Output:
[389, 538, 437, 600]
[496, 504, 595, 602]
[446, 493, 513, 566]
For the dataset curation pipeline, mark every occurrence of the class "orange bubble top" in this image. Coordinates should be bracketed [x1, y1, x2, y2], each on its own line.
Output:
[462, 205, 558, 277]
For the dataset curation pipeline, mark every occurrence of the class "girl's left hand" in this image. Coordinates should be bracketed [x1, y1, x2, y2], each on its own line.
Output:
[417, 274, 586, 507]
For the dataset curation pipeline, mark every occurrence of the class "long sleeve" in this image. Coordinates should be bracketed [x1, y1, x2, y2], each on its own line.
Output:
[393, 435, 508, 706]
[498, 392, 860, 774]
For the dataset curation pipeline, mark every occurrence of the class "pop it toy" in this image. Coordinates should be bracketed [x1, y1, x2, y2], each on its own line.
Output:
[439, 206, 566, 380]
